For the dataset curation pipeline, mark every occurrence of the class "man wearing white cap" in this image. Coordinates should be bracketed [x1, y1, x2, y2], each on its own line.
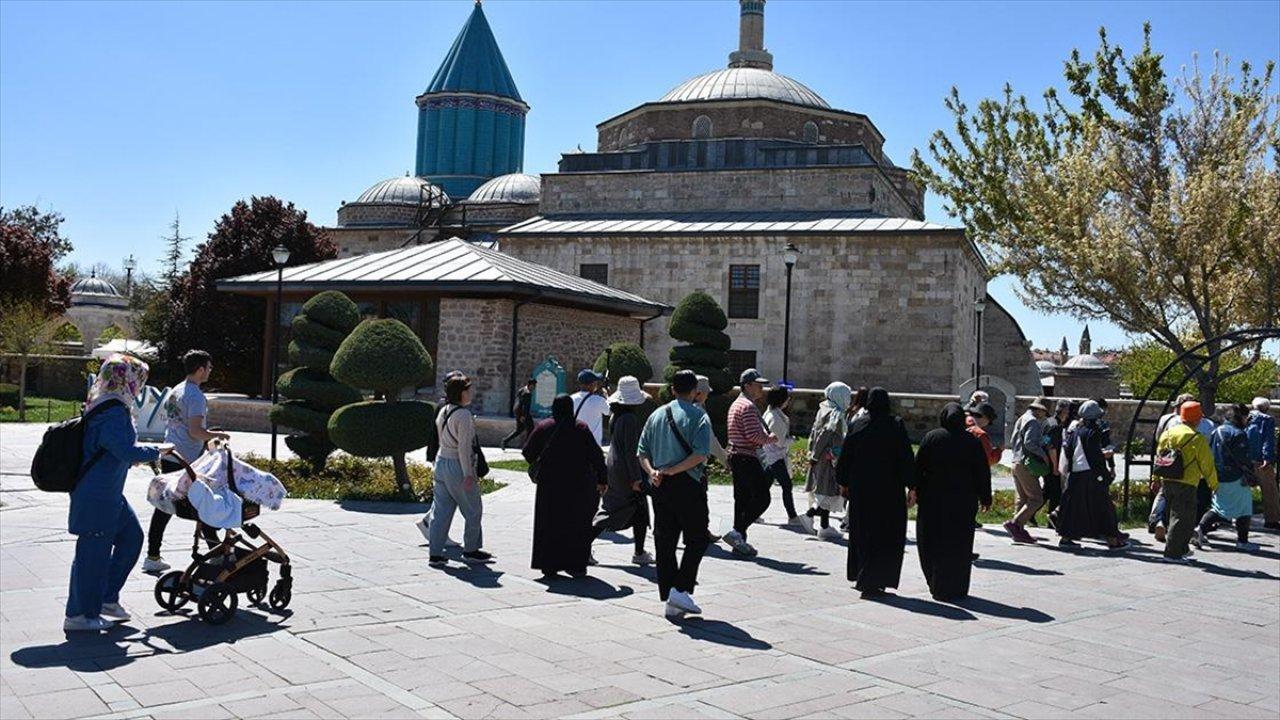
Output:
[591, 377, 656, 565]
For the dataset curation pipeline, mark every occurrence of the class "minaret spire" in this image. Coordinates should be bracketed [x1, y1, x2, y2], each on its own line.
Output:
[728, 0, 773, 71]
[1080, 324, 1092, 356]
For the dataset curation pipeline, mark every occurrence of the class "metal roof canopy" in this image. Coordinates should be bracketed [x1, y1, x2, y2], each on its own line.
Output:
[217, 238, 670, 318]
[500, 212, 960, 236]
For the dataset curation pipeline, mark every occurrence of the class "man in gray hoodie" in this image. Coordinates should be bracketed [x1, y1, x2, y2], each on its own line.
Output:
[1005, 397, 1051, 544]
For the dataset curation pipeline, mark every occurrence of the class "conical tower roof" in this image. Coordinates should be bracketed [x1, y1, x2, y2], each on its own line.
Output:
[424, 2, 523, 102]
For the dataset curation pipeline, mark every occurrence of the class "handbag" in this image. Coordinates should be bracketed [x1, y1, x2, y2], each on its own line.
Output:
[1153, 437, 1187, 479]
[1021, 453, 1051, 477]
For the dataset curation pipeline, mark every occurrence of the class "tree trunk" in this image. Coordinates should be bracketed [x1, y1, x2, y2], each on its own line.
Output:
[17, 357, 28, 422]
[1197, 379, 1219, 417]
[392, 453, 411, 499]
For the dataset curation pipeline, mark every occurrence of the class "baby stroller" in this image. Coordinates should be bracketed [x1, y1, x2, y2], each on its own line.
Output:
[151, 446, 292, 625]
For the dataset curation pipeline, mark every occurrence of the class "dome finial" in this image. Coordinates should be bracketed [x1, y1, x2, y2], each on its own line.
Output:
[729, 0, 773, 71]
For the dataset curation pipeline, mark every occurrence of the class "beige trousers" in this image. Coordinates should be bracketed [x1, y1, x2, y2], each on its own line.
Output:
[1012, 462, 1045, 527]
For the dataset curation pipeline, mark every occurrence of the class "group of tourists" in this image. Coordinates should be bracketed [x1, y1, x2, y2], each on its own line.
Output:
[62, 350, 226, 631]
[59, 345, 1278, 630]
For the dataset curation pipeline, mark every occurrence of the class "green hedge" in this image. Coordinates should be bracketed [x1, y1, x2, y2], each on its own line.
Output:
[300, 291, 362, 333]
[669, 345, 729, 367]
[288, 339, 335, 369]
[0, 383, 18, 408]
[593, 342, 654, 383]
[269, 400, 331, 435]
[328, 400, 435, 457]
[291, 315, 349, 349]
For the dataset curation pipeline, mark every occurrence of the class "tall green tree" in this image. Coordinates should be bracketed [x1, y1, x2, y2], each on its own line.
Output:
[0, 300, 57, 421]
[911, 25, 1280, 407]
[166, 197, 336, 393]
[1115, 339, 1279, 405]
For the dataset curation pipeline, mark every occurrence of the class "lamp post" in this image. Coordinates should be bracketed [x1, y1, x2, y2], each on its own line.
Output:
[974, 296, 987, 384]
[122, 254, 136, 297]
[781, 242, 799, 384]
[270, 245, 291, 460]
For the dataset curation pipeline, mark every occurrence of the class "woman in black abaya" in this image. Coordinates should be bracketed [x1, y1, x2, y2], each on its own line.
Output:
[835, 387, 916, 596]
[523, 394, 607, 577]
[915, 403, 992, 601]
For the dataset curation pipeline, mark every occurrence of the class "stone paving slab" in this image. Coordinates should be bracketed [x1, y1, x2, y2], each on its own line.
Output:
[2, 422, 1277, 719]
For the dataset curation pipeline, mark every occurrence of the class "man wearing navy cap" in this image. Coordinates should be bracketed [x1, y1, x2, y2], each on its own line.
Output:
[571, 369, 611, 446]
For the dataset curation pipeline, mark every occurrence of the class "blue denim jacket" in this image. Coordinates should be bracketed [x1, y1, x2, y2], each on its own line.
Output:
[1246, 411, 1276, 463]
[69, 403, 159, 536]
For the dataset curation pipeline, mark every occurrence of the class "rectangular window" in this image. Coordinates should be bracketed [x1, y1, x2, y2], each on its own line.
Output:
[580, 263, 608, 285]
[727, 350, 758, 381]
[728, 264, 760, 319]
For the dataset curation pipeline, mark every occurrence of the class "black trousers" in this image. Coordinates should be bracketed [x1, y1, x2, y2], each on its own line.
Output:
[651, 473, 709, 600]
[1043, 473, 1063, 515]
[765, 460, 798, 519]
[729, 454, 772, 539]
[1199, 510, 1249, 543]
[502, 418, 533, 448]
[147, 458, 221, 558]
[593, 494, 650, 554]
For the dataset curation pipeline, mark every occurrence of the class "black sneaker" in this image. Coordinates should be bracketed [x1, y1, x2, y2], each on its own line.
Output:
[428, 556, 448, 567]
[462, 550, 493, 563]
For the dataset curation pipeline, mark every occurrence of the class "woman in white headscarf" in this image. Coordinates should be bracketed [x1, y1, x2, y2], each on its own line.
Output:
[803, 382, 852, 539]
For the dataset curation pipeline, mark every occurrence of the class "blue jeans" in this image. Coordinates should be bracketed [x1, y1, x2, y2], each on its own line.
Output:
[67, 500, 142, 619]
[430, 456, 483, 556]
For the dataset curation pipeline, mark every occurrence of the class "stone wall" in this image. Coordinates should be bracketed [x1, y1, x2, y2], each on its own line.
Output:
[1054, 371, 1121, 401]
[514, 303, 640, 389]
[500, 231, 986, 394]
[325, 226, 417, 258]
[539, 166, 919, 219]
[981, 298, 1042, 396]
[597, 101, 886, 161]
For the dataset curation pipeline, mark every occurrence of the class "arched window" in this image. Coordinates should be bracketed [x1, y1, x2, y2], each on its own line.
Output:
[692, 115, 713, 139]
[802, 121, 819, 143]
[52, 321, 83, 343]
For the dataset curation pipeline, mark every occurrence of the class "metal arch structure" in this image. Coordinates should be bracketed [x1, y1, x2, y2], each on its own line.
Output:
[1121, 327, 1280, 512]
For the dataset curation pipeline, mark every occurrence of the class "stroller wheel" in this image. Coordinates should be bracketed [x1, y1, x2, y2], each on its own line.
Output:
[268, 582, 291, 611]
[154, 571, 189, 612]
[198, 582, 238, 625]
[246, 585, 266, 606]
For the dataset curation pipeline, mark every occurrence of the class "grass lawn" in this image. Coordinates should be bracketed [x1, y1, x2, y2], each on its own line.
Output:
[240, 453, 504, 503]
[1, 396, 80, 423]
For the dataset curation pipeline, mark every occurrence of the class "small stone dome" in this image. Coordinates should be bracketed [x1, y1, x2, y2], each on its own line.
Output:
[338, 175, 450, 228]
[658, 67, 829, 109]
[1035, 360, 1056, 375]
[71, 273, 121, 297]
[467, 173, 541, 205]
[1063, 354, 1109, 371]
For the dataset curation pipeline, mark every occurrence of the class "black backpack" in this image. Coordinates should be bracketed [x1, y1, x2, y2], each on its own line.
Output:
[30, 399, 122, 493]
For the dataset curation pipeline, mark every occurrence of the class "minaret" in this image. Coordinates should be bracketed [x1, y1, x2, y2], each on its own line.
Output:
[415, 1, 529, 199]
[728, 0, 774, 70]
[1059, 336, 1069, 364]
[1079, 325, 1092, 356]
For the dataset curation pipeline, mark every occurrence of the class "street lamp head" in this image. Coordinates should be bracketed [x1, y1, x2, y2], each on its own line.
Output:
[122, 254, 136, 271]
[974, 297, 987, 314]
[783, 242, 800, 267]
[272, 245, 291, 266]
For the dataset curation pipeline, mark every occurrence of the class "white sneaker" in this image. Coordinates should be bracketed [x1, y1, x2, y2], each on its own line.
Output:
[632, 551, 654, 566]
[63, 616, 112, 632]
[792, 515, 815, 534]
[664, 603, 687, 620]
[1235, 541, 1259, 552]
[1162, 551, 1195, 564]
[415, 518, 430, 542]
[99, 603, 131, 622]
[818, 526, 842, 541]
[1191, 529, 1205, 549]
[587, 552, 599, 566]
[142, 557, 170, 573]
[722, 529, 744, 548]
[667, 589, 702, 614]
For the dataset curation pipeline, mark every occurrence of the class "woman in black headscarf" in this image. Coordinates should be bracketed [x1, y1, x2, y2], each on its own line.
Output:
[835, 388, 916, 596]
[524, 394, 608, 578]
[915, 403, 992, 601]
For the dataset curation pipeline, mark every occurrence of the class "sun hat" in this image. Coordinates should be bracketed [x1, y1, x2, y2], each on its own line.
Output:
[695, 375, 712, 395]
[608, 376, 648, 406]
[1028, 397, 1051, 413]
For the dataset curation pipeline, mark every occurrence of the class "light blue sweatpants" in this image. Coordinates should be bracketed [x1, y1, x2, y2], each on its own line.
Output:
[430, 456, 483, 557]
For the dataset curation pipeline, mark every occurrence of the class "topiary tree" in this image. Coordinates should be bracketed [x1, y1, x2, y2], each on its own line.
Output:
[593, 341, 654, 384]
[269, 291, 363, 469]
[328, 318, 435, 495]
[663, 291, 734, 443]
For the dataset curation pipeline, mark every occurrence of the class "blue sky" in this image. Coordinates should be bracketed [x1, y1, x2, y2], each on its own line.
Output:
[2, 0, 1277, 351]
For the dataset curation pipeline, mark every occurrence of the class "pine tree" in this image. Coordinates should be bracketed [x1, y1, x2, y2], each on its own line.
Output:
[161, 212, 190, 288]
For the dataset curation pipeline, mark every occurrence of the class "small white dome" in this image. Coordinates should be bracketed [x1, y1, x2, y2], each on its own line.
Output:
[1035, 360, 1056, 375]
[71, 274, 121, 297]
[352, 176, 450, 207]
[1063, 354, 1108, 370]
[467, 173, 541, 204]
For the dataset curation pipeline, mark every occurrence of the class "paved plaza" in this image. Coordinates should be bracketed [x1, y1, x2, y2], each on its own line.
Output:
[2, 424, 1278, 720]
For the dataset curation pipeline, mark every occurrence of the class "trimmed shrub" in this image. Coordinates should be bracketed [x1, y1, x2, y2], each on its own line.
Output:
[662, 291, 734, 442]
[593, 342, 654, 383]
[328, 317, 436, 493]
[669, 345, 729, 367]
[331, 319, 433, 392]
[272, 291, 361, 468]
[328, 400, 435, 457]
[0, 383, 18, 408]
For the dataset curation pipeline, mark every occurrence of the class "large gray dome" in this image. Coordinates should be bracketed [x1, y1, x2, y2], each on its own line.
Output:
[658, 67, 829, 109]
[352, 175, 450, 207]
[467, 173, 541, 204]
[71, 273, 121, 297]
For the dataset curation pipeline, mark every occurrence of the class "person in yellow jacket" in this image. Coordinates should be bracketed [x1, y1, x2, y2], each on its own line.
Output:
[1154, 401, 1219, 562]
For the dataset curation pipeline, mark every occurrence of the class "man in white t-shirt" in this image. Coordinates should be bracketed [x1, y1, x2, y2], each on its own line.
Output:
[570, 369, 611, 446]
